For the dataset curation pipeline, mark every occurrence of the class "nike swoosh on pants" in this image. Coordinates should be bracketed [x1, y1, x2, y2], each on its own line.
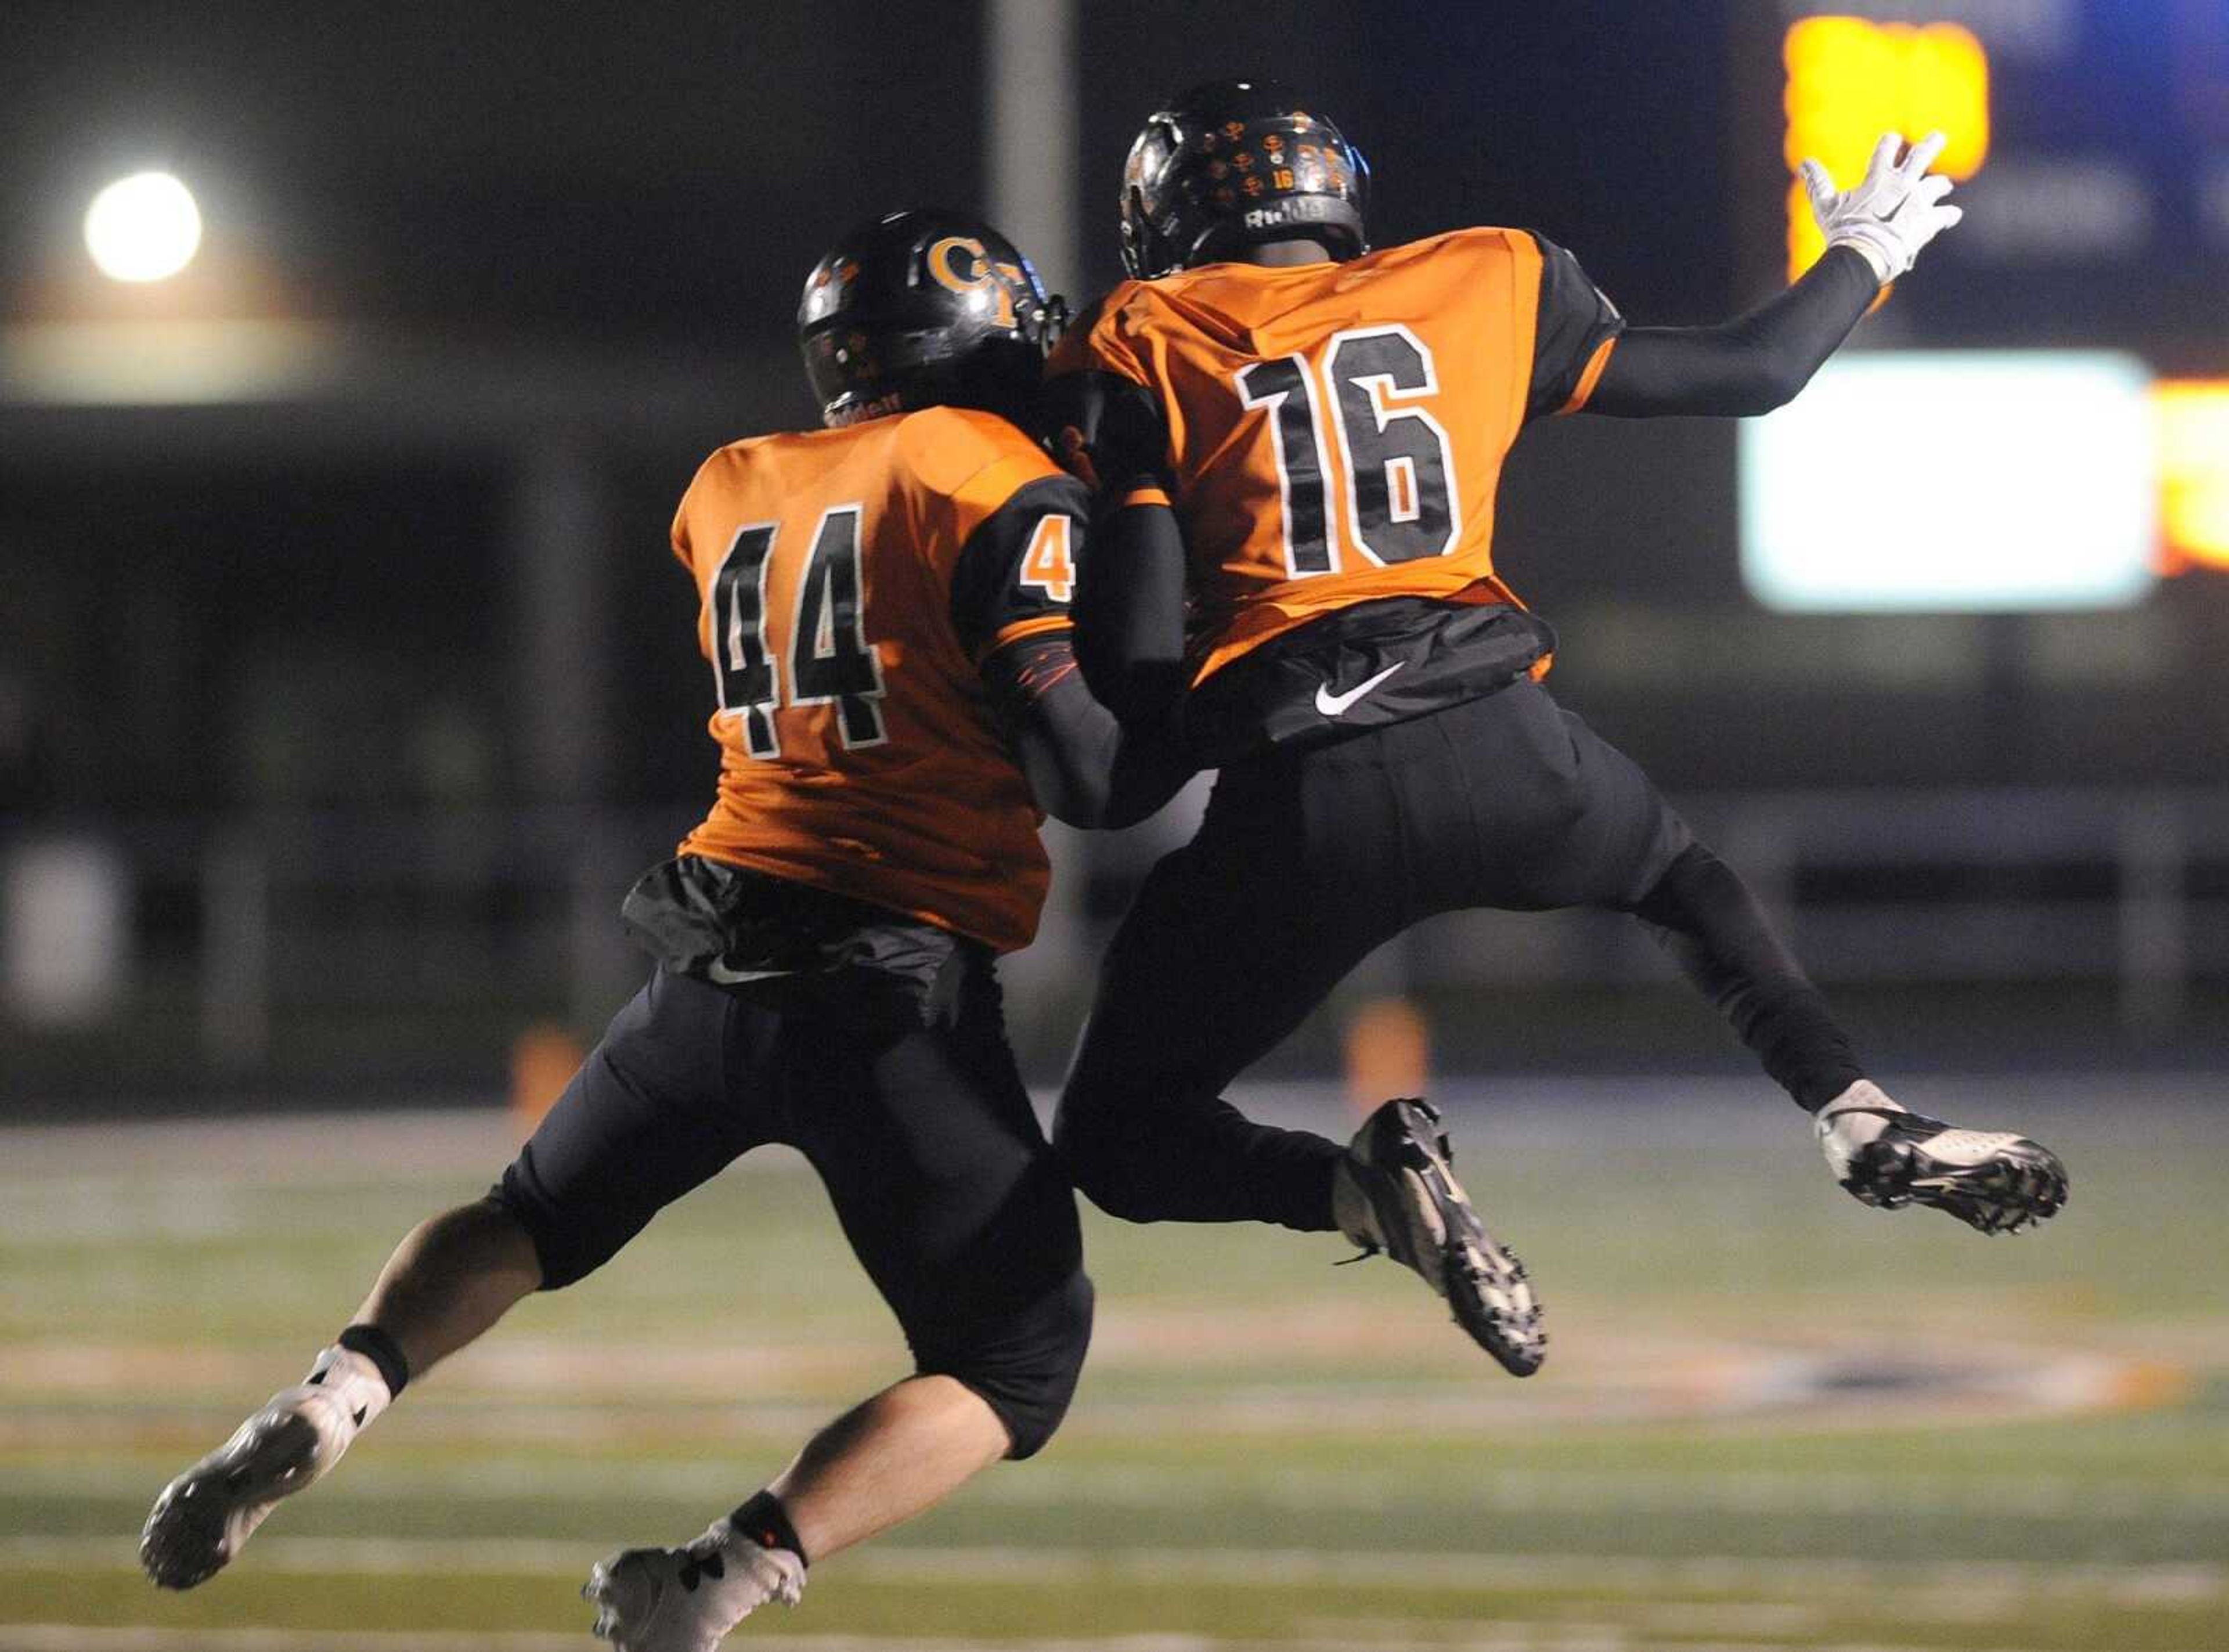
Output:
[1314, 661, 1406, 717]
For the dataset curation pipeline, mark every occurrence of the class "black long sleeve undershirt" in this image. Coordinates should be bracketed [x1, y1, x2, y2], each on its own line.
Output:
[1586, 246, 1882, 419]
[1072, 495, 1191, 728]
[979, 633, 1192, 829]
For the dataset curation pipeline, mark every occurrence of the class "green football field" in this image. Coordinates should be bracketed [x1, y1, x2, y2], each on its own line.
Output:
[3, 1077, 2224, 1651]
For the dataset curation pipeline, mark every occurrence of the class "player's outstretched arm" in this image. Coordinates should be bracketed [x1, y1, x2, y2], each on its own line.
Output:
[1587, 131, 1962, 419]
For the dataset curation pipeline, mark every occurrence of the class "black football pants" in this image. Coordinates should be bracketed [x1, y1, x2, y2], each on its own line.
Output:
[1052, 679, 1694, 1232]
[493, 954, 1092, 1458]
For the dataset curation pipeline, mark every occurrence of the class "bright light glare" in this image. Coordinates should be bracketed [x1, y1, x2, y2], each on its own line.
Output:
[84, 172, 203, 283]
[2155, 381, 2229, 573]
[1740, 353, 2157, 613]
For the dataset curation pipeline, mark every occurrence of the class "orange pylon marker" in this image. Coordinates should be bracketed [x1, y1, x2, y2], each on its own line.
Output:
[1343, 996, 1431, 1117]
[509, 1022, 585, 1137]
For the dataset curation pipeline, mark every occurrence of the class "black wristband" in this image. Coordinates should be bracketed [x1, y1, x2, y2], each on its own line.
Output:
[730, 1489, 808, 1567]
[336, 1322, 411, 1399]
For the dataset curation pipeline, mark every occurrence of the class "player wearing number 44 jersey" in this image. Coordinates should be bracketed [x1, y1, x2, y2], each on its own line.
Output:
[1043, 82, 2066, 1376]
[142, 210, 1191, 1652]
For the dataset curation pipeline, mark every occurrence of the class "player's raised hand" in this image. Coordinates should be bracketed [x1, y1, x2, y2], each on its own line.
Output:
[1799, 131, 1963, 284]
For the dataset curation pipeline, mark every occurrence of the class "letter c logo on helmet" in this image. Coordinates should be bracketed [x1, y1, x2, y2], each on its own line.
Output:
[926, 237, 1022, 329]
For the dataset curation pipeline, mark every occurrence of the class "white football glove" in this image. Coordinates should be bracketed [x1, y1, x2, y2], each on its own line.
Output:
[1800, 131, 1964, 284]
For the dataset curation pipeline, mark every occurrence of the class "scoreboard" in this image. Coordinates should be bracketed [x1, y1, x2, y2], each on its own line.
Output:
[1732, 1, 2229, 597]
[1737, 1, 2229, 348]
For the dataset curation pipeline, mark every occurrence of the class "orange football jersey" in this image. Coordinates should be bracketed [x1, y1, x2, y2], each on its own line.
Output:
[671, 405, 1085, 954]
[1048, 227, 1621, 681]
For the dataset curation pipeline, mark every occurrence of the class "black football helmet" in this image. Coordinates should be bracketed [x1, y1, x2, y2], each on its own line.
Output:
[1119, 78, 1369, 280]
[798, 210, 1066, 428]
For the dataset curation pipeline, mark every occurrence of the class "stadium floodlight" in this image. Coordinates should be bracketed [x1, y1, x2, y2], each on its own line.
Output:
[84, 171, 203, 283]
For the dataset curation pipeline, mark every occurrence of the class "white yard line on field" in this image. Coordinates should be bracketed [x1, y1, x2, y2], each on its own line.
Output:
[0, 1626, 2036, 1652]
[1, 1536, 2220, 1608]
[0, 1636, 1243, 1652]
[0, 1631, 588, 1652]
[12, 1457, 2229, 1522]
[0, 1623, 2196, 1652]
[0, 1329, 2191, 1438]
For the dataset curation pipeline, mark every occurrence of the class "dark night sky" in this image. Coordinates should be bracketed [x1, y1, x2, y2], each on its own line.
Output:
[0, 2, 1737, 351]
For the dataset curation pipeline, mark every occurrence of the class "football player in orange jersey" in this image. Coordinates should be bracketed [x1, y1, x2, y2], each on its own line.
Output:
[141, 211, 1188, 1652]
[1043, 80, 2066, 1378]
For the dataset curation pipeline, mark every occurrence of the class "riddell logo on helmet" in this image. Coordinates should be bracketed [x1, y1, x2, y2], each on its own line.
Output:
[1244, 207, 1290, 228]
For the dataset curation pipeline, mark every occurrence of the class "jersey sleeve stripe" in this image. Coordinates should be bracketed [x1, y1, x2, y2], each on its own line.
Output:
[1558, 333, 1621, 415]
[980, 612, 1076, 661]
[1119, 484, 1173, 509]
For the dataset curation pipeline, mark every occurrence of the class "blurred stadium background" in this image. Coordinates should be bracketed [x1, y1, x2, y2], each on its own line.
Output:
[3, 2, 2226, 1649]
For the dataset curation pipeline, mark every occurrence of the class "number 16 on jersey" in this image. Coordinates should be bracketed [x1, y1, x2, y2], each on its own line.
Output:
[1236, 325, 1460, 577]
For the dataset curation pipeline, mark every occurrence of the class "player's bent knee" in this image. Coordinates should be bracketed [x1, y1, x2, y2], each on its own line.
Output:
[1052, 1092, 1175, 1225]
[1632, 839, 1741, 925]
[928, 1270, 1094, 1460]
[483, 1175, 607, 1293]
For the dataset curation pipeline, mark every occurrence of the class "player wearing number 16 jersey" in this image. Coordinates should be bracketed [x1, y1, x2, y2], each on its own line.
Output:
[143, 210, 1186, 1652]
[1043, 80, 2065, 1378]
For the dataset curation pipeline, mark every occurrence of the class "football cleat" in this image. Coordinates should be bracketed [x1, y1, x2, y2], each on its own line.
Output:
[584, 1517, 806, 1652]
[139, 1346, 391, 1589]
[1817, 1080, 2068, 1235]
[1334, 1097, 1546, 1377]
